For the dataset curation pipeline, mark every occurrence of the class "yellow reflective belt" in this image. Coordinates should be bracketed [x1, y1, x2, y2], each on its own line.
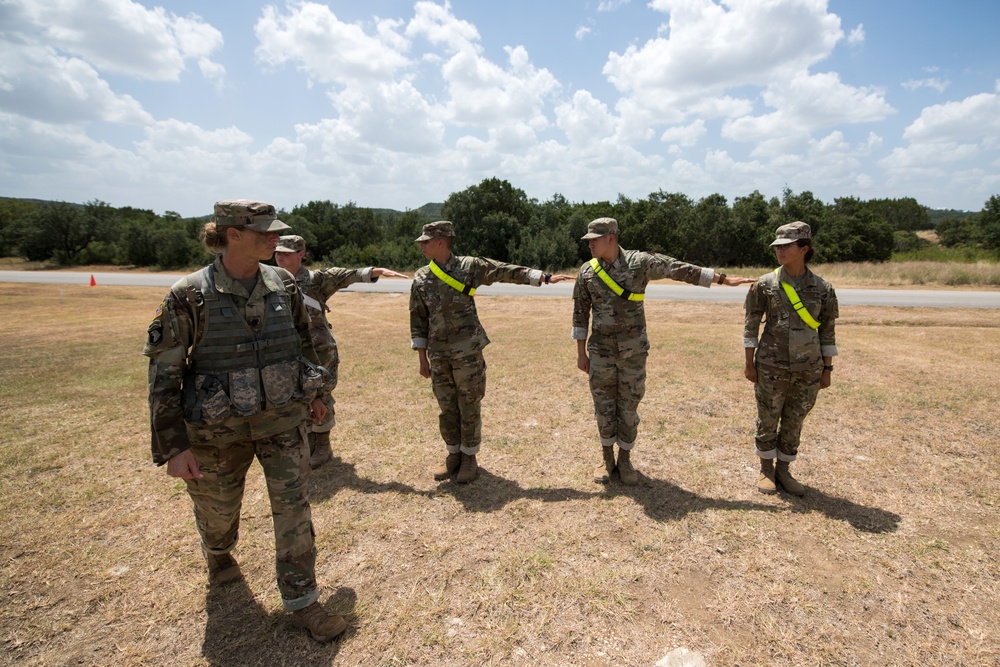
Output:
[430, 260, 475, 296]
[774, 268, 820, 330]
[590, 258, 644, 301]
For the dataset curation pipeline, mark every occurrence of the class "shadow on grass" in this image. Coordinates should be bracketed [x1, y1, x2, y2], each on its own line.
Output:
[602, 471, 780, 522]
[433, 468, 601, 512]
[202, 578, 357, 666]
[307, 455, 425, 503]
[787, 486, 902, 534]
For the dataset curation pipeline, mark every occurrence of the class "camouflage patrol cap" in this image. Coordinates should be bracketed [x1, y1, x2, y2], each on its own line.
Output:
[770, 221, 812, 246]
[415, 220, 456, 242]
[213, 199, 290, 233]
[275, 235, 305, 253]
[581, 217, 619, 240]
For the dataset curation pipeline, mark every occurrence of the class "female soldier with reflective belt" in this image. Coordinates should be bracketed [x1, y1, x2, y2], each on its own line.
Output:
[743, 221, 839, 496]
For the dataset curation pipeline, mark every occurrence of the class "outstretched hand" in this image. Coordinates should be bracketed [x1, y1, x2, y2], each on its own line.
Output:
[373, 268, 409, 279]
[723, 275, 755, 287]
[547, 274, 575, 284]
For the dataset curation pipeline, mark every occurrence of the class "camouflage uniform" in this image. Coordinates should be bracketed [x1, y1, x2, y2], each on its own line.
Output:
[743, 266, 839, 461]
[410, 253, 544, 456]
[288, 258, 378, 433]
[144, 212, 331, 611]
[573, 246, 715, 449]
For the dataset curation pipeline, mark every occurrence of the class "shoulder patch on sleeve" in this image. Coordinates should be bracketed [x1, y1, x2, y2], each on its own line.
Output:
[147, 321, 164, 347]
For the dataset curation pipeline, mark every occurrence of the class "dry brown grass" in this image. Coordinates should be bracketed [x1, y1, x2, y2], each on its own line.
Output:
[1, 284, 999, 666]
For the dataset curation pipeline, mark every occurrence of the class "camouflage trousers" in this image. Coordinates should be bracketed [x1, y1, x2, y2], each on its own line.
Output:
[588, 351, 647, 449]
[184, 424, 319, 611]
[754, 364, 823, 462]
[308, 358, 339, 435]
[429, 352, 487, 455]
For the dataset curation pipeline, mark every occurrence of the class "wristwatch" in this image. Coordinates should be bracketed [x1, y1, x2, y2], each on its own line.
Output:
[823, 365, 833, 371]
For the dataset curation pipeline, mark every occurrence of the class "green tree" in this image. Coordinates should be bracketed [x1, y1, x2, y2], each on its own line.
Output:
[441, 178, 531, 261]
[978, 194, 1000, 250]
[816, 197, 894, 262]
[868, 197, 930, 231]
[731, 190, 775, 266]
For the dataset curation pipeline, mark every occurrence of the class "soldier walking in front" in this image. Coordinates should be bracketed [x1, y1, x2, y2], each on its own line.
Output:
[143, 200, 348, 642]
[274, 235, 407, 469]
[573, 217, 753, 485]
[409, 221, 573, 483]
[743, 221, 839, 496]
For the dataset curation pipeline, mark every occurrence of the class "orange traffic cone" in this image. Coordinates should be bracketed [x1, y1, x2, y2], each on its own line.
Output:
[89, 274, 96, 286]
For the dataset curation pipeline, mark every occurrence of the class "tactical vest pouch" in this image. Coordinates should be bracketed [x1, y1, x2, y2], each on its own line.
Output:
[261, 360, 299, 408]
[229, 367, 262, 417]
[301, 365, 324, 394]
[185, 374, 232, 425]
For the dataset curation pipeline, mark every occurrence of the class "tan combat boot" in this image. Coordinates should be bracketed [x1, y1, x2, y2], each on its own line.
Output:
[309, 431, 333, 469]
[757, 458, 777, 494]
[433, 452, 461, 480]
[292, 602, 348, 642]
[593, 446, 616, 484]
[205, 552, 243, 587]
[775, 460, 805, 497]
[456, 453, 478, 484]
[617, 448, 638, 485]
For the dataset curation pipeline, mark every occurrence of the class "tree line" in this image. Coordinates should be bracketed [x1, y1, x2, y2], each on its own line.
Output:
[1, 181, 997, 271]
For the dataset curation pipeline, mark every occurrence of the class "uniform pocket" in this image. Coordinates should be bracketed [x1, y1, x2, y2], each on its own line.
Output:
[261, 360, 299, 407]
[229, 367, 262, 416]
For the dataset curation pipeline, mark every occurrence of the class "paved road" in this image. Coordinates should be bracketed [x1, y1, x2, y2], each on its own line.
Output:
[3, 270, 1000, 308]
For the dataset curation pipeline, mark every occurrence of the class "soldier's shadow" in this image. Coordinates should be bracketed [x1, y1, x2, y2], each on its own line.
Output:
[786, 485, 902, 533]
[202, 579, 357, 666]
[602, 471, 781, 521]
[433, 468, 600, 512]
[307, 455, 425, 503]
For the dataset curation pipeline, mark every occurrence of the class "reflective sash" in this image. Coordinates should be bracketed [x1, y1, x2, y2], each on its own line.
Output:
[430, 260, 475, 296]
[590, 258, 644, 301]
[774, 268, 820, 330]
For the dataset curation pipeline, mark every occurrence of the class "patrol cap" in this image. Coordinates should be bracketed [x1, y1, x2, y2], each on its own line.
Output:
[581, 217, 619, 240]
[275, 235, 305, 253]
[415, 220, 456, 242]
[770, 221, 812, 246]
[214, 199, 290, 233]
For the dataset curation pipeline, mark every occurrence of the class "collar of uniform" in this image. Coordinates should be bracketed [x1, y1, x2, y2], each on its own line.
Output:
[440, 254, 459, 272]
[775, 265, 814, 284]
[211, 256, 280, 298]
[595, 246, 626, 270]
[293, 265, 311, 284]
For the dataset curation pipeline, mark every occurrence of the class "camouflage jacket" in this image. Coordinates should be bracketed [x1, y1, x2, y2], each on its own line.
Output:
[143, 257, 326, 465]
[293, 265, 375, 369]
[743, 266, 839, 372]
[409, 254, 543, 360]
[572, 247, 714, 359]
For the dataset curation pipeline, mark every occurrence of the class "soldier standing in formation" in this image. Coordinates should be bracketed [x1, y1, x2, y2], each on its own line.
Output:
[744, 221, 839, 496]
[274, 234, 408, 468]
[409, 221, 573, 483]
[573, 217, 754, 485]
[143, 200, 347, 642]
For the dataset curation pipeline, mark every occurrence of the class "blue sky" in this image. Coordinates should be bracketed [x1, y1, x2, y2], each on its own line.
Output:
[1, 0, 998, 217]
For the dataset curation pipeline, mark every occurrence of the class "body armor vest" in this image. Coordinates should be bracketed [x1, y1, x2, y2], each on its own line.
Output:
[182, 264, 308, 423]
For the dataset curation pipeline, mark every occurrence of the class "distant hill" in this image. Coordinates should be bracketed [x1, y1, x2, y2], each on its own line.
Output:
[370, 202, 443, 221]
[928, 208, 978, 226]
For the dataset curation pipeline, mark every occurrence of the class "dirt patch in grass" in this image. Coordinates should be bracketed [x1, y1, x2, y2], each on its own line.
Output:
[1, 284, 998, 666]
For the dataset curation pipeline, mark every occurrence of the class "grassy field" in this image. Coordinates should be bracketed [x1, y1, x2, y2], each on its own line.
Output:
[1, 283, 999, 666]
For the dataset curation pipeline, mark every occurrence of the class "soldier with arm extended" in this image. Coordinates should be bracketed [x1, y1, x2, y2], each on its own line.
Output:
[409, 221, 573, 484]
[573, 217, 754, 485]
[274, 235, 407, 468]
[743, 221, 839, 496]
[143, 200, 347, 643]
